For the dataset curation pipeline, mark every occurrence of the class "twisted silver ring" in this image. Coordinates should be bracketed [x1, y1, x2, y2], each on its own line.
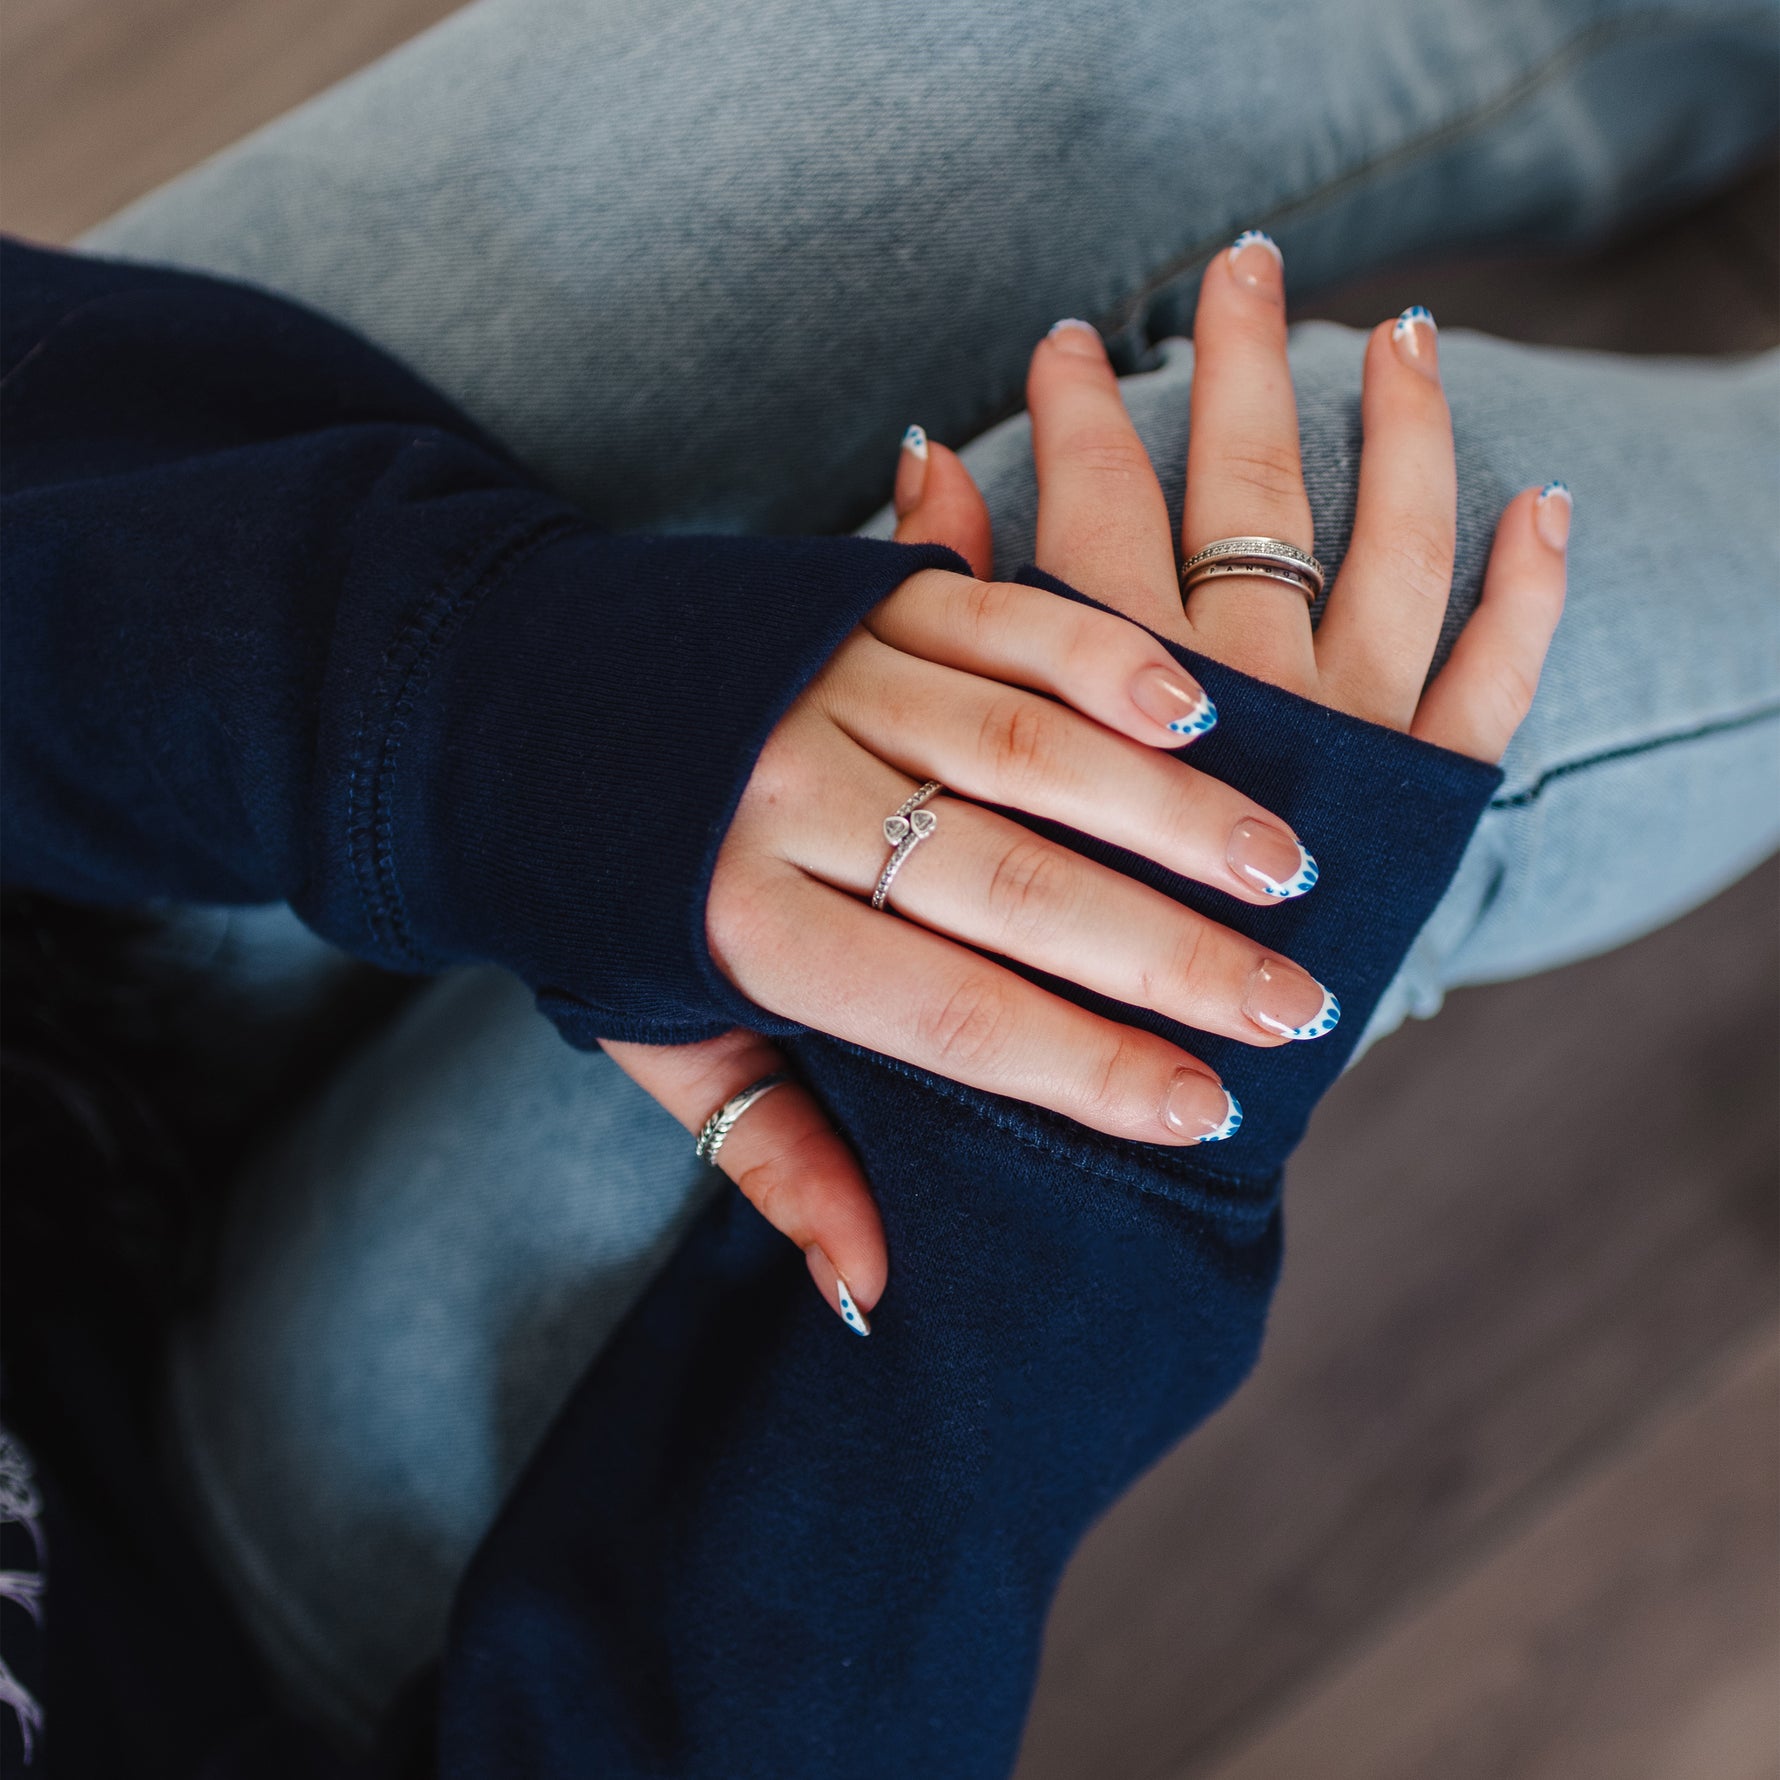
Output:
[871, 780, 943, 911]
[1180, 535, 1325, 601]
[694, 1072, 790, 1163]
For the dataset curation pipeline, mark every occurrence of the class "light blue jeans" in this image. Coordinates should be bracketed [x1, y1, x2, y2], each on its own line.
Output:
[86, 0, 1780, 1741]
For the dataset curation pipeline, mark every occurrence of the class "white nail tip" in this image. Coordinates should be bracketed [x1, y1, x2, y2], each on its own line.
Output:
[1195, 1091, 1244, 1143]
[901, 423, 929, 461]
[836, 1277, 871, 1337]
[1393, 304, 1437, 340]
[1537, 480, 1571, 504]
[1228, 230, 1283, 266]
[1048, 317, 1101, 341]
[1256, 847, 1320, 899]
[1254, 986, 1343, 1043]
[1166, 695, 1219, 738]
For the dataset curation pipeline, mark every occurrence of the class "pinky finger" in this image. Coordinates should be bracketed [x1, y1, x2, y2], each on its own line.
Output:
[600, 1027, 884, 1334]
[1412, 482, 1570, 762]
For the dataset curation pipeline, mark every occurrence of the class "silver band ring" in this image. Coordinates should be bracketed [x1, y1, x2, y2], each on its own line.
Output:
[871, 780, 943, 911]
[694, 1072, 790, 1163]
[1180, 535, 1325, 598]
[1180, 561, 1318, 604]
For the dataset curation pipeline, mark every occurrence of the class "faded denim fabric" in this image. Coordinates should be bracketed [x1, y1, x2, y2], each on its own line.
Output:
[88, 0, 1780, 1740]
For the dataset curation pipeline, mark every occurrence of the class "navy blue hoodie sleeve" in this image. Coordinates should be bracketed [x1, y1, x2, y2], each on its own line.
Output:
[0, 239, 962, 1044]
[440, 576, 1502, 1778]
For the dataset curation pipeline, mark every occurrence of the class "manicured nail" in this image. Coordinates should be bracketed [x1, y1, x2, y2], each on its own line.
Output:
[1047, 317, 1105, 359]
[1228, 817, 1318, 899]
[1227, 229, 1284, 291]
[1129, 662, 1217, 739]
[1163, 1070, 1244, 1144]
[893, 424, 929, 517]
[1534, 480, 1572, 551]
[806, 1245, 871, 1336]
[1242, 957, 1341, 1041]
[1391, 305, 1438, 380]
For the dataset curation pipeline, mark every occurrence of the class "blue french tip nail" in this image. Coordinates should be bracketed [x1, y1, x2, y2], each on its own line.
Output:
[1167, 695, 1219, 739]
[1229, 229, 1283, 262]
[1538, 479, 1570, 501]
[901, 423, 929, 460]
[1258, 847, 1319, 900]
[1268, 988, 1342, 1043]
[1393, 304, 1437, 338]
[1197, 1091, 1244, 1143]
[836, 1276, 871, 1337]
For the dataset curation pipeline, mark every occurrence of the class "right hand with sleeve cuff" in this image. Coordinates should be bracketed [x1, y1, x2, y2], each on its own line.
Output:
[607, 239, 1567, 1332]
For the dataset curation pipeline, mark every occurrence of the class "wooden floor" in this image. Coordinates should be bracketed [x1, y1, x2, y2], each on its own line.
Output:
[5, 6, 1776, 1776]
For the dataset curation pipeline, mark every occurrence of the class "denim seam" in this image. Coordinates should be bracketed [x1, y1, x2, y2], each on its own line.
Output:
[347, 513, 584, 967]
[1489, 700, 1780, 809]
[1099, 6, 1779, 341]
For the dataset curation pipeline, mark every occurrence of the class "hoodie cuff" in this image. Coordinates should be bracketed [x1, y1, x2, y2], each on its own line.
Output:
[378, 524, 968, 1045]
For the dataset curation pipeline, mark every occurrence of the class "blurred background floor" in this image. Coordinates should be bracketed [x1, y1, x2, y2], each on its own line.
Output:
[3, 3, 1775, 1776]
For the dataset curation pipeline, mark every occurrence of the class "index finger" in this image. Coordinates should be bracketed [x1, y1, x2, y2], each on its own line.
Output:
[1027, 319, 1185, 637]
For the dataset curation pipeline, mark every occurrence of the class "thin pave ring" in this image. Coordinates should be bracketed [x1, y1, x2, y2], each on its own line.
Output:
[694, 1072, 790, 1164]
[871, 780, 943, 911]
[1180, 535, 1325, 599]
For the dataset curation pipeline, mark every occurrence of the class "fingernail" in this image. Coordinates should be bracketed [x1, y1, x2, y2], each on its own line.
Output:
[1163, 1070, 1244, 1144]
[1228, 817, 1318, 899]
[1534, 480, 1572, 551]
[1129, 662, 1217, 739]
[1227, 229, 1284, 292]
[1391, 305, 1439, 379]
[1242, 957, 1341, 1042]
[893, 424, 929, 517]
[1047, 317, 1105, 359]
[806, 1245, 871, 1337]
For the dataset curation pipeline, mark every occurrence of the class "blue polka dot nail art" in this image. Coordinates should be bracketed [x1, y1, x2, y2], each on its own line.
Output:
[1259, 986, 1342, 1043]
[1196, 1090, 1244, 1143]
[1167, 693, 1219, 739]
[1228, 229, 1283, 267]
[836, 1276, 871, 1338]
[1392, 303, 1436, 342]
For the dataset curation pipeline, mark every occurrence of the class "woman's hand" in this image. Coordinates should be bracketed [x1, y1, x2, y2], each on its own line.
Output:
[608, 233, 1567, 1331]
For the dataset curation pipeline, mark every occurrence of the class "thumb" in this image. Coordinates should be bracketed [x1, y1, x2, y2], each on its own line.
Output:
[893, 425, 994, 579]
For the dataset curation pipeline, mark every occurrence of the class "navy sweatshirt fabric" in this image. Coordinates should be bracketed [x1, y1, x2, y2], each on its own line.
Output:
[0, 238, 1501, 1776]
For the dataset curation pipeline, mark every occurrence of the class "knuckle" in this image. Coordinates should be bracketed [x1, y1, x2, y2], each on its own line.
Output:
[1067, 428, 1155, 483]
[962, 578, 1027, 649]
[1379, 518, 1456, 604]
[1213, 439, 1306, 509]
[1138, 919, 1208, 1013]
[1078, 1028, 1152, 1127]
[978, 692, 1064, 791]
[1483, 654, 1541, 730]
[916, 974, 1019, 1072]
[985, 835, 1073, 943]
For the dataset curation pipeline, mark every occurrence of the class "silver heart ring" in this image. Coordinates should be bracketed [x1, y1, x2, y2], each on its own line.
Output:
[871, 780, 944, 910]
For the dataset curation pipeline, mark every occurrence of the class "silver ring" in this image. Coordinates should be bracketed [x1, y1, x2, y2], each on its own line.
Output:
[694, 1072, 790, 1164]
[1180, 561, 1318, 604]
[1181, 535, 1325, 598]
[871, 780, 943, 911]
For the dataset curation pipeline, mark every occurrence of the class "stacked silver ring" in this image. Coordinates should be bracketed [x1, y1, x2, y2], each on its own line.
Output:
[871, 780, 943, 910]
[1180, 535, 1325, 605]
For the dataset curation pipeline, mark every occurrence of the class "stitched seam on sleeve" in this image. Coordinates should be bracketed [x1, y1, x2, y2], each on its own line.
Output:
[346, 513, 585, 966]
[1489, 701, 1780, 810]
